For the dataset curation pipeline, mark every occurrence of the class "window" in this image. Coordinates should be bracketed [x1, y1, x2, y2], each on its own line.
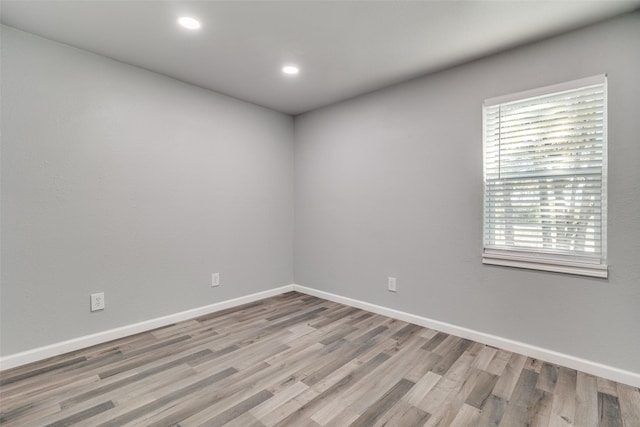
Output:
[482, 75, 607, 278]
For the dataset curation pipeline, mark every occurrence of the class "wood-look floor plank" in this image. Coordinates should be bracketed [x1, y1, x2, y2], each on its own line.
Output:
[431, 338, 473, 376]
[598, 377, 621, 396]
[94, 367, 236, 426]
[466, 370, 499, 409]
[60, 349, 212, 409]
[403, 350, 442, 383]
[188, 389, 273, 427]
[499, 369, 543, 426]
[0, 356, 87, 387]
[1, 291, 638, 427]
[69, 365, 192, 424]
[275, 352, 391, 426]
[1, 372, 100, 415]
[349, 378, 415, 427]
[473, 346, 499, 371]
[138, 361, 280, 426]
[371, 399, 430, 427]
[181, 363, 320, 426]
[530, 390, 555, 427]
[429, 369, 482, 426]
[250, 381, 309, 420]
[575, 371, 599, 427]
[156, 330, 351, 425]
[403, 371, 441, 406]
[326, 338, 427, 422]
[259, 388, 319, 426]
[419, 327, 438, 340]
[485, 349, 512, 376]
[537, 362, 559, 393]
[424, 351, 487, 426]
[449, 402, 482, 427]
[492, 352, 527, 400]
[215, 411, 266, 427]
[477, 394, 509, 427]
[525, 357, 545, 374]
[549, 366, 578, 427]
[599, 392, 624, 427]
[45, 401, 115, 427]
[617, 382, 640, 427]
[421, 331, 448, 351]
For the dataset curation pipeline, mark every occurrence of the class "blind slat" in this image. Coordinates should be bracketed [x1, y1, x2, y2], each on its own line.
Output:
[483, 76, 607, 264]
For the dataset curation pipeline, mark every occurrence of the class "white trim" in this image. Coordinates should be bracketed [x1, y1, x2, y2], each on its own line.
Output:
[292, 284, 640, 388]
[0, 285, 294, 371]
[482, 74, 608, 278]
[2, 283, 638, 388]
[484, 74, 606, 106]
[601, 75, 609, 264]
[483, 251, 608, 278]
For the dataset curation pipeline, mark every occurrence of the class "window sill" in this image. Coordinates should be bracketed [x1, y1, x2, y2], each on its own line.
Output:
[482, 251, 608, 278]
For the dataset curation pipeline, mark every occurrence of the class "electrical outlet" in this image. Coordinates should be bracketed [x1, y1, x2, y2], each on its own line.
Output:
[388, 277, 397, 292]
[211, 273, 220, 287]
[90, 293, 105, 311]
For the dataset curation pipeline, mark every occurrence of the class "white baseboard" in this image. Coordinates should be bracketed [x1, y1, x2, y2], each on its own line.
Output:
[3, 283, 638, 388]
[293, 284, 640, 388]
[0, 285, 294, 371]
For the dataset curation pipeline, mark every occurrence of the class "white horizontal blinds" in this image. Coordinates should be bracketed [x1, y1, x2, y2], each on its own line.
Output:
[483, 78, 606, 261]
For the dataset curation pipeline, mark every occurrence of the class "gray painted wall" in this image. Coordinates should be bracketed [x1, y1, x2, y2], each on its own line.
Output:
[1, 26, 294, 356]
[2, 12, 639, 375]
[294, 13, 640, 373]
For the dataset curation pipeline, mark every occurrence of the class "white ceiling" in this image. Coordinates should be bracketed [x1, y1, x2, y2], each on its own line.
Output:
[2, 1, 639, 115]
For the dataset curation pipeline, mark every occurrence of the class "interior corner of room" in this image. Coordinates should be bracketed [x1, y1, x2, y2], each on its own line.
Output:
[1, 3, 639, 395]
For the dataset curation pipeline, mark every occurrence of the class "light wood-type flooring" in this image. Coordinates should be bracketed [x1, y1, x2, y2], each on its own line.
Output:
[1, 291, 639, 426]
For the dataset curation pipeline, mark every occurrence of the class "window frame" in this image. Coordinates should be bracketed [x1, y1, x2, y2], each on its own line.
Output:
[482, 75, 608, 278]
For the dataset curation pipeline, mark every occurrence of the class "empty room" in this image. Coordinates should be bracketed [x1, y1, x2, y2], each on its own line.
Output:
[1, 1, 639, 426]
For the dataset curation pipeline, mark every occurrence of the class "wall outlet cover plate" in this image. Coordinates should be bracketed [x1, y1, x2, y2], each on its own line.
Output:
[91, 293, 105, 311]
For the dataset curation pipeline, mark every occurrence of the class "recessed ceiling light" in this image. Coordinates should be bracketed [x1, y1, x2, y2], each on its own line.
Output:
[178, 17, 201, 30]
[282, 66, 300, 75]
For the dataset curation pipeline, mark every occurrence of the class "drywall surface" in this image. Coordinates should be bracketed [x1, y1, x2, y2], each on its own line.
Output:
[1, 26, 294, 356]
[294, 13, 640, 373]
